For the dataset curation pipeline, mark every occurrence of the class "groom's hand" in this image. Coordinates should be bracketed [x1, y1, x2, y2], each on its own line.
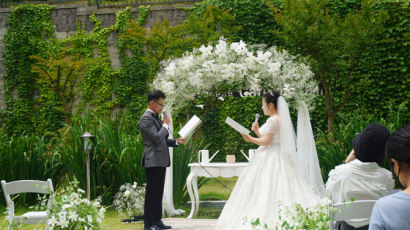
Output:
[177, 137, 187, 144]
[162, 116, 171, 126]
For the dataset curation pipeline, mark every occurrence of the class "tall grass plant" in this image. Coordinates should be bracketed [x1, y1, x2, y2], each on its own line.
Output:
[316, 103, 407, 182]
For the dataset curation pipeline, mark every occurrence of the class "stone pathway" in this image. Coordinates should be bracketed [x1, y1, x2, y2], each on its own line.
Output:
[162, 218, 217, 230]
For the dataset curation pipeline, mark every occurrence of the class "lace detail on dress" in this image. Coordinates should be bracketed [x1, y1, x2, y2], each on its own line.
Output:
[261, 115, 279, 134]
[257, 115, 280, 151]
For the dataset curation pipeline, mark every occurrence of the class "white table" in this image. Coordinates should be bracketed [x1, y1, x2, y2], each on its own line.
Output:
[186, 162, 248, 218]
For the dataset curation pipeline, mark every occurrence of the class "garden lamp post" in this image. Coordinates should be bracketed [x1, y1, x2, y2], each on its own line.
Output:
[81, 132, 95, 200]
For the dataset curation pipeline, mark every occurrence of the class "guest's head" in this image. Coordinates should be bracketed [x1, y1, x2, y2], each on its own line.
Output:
[262, 90, 280, 116]
[352, 122, 390, 164]
[147, 90, 166, 114]
[386, 125, 410, 188]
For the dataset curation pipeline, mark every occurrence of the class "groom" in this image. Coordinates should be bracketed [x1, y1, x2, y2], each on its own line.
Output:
[139, 90, 186, 230]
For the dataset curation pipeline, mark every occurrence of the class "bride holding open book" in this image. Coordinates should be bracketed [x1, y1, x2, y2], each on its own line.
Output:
[216, 91, 324, 230]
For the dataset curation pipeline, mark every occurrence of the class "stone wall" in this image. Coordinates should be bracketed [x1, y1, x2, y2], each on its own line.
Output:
[0, 3, 193, 110]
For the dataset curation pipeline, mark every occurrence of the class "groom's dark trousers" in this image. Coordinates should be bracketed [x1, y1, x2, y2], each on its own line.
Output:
[139, 109, 178, 228]
[144, 167, 166, 227]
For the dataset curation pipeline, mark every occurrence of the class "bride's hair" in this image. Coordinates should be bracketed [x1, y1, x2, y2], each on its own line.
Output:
[262, 90, 280, 109]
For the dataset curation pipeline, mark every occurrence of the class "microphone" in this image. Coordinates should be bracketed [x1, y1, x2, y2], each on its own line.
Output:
[254, 113, 260, 124]
[162, 111, 172, 133]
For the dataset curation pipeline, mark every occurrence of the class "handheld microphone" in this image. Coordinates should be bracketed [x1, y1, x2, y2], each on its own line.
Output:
[254, 113, 260, 124]
[163, 111, 167, 117]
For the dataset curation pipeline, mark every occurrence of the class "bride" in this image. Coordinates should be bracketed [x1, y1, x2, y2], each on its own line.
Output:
[216, 91, 324, 230]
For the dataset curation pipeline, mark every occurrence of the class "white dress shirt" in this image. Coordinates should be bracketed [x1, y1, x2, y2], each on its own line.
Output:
[326, 159, 394, 228]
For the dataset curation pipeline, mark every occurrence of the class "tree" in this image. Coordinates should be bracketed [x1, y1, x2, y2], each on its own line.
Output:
[273, 0, 388, 134]
[122, 5, 240, 81]
[31, 42, 89, 124]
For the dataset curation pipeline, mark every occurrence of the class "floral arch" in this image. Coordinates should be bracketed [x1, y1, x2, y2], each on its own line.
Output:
[151, 38, 323, 216]
[152, 37, 318, 112]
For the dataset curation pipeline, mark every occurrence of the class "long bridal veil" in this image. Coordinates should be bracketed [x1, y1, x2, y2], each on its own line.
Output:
[277, 96, 298, 168]
[278, 96, 325, 196]
[297, 101, 326, 195]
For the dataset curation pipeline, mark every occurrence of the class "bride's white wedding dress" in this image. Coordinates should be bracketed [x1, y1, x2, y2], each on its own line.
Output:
[216, 112, 323, 229]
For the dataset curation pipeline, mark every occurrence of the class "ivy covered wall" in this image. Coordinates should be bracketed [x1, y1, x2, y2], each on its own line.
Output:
[0, 1, 408, 145]
[0, 1, 407, 198]
[0, 4, 192, 136]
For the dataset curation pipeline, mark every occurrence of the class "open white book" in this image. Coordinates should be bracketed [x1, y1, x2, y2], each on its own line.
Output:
[178, 115, 202, 138]
[225, 117, 250, 134]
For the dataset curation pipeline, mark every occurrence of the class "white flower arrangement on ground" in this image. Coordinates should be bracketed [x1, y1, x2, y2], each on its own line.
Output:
[113, 182, 145, 217]
[152, 37, 318, 112]
[45, 180, 106, 230]
[244, 198, 336, 230]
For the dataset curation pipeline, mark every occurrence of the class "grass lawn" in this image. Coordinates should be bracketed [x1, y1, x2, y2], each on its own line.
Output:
[199, 177, 237, 201]
[0, 209, 145, 230]
[0, 177, 236, 229]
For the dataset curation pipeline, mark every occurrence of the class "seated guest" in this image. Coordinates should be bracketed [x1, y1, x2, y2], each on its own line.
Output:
[326, 122, 394, 230]
[369, 125, 410, 230]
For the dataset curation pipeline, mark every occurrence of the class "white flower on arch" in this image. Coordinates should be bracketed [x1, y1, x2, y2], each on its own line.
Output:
[152, 37, 318, 112]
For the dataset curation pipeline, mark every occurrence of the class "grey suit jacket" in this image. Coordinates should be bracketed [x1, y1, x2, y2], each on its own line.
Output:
[139, 110, 178, 168]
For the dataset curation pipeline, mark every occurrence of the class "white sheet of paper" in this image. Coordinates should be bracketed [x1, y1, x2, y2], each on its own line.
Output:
[178, 115, 202, 138]
[225, 117, 250, 134]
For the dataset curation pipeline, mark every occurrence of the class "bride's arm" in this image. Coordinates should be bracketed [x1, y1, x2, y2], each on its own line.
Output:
[241, 133, 274, 146]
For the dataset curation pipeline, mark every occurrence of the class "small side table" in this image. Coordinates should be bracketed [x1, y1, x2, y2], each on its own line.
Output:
[186, 162, 248, 218]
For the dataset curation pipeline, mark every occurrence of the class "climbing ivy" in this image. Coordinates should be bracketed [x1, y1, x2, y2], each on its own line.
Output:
[2, 4, 56, 136]
[114, 6, 150, 134]
[66, 14, 115, 123]
[2, 5, 150, 135]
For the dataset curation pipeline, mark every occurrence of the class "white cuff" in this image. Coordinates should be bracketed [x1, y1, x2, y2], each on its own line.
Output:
[163, 123, 169, 129]
[175, 140, 179, 146]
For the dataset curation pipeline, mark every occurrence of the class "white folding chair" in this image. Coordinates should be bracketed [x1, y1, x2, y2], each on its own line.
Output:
[329, 200, 376, 230]
[1, 179, 54, 229]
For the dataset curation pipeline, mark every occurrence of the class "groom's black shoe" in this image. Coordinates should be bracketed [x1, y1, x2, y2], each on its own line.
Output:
[144, 225, 163, 230]
[155, 220, 172, 229]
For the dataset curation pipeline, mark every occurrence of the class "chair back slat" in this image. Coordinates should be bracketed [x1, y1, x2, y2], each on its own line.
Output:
[1, 180, 12, 205]
[332, 200, 376, 221]
[2, 180, 53, 195]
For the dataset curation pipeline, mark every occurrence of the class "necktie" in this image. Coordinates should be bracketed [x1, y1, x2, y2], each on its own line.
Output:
[154, 113, 162, 124]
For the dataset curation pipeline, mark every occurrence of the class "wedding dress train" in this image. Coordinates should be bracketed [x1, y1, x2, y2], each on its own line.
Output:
[216, 98, 324, 230]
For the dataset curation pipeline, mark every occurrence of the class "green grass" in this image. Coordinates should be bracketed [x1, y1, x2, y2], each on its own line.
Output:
[101, 210, 144, 230]
[198, 177, 237, 201]
[0, 208, 145, 230]
[0, 177, 235, 229]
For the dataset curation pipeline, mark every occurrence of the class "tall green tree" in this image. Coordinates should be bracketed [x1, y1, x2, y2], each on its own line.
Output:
[122, 5, 239, 81]
[274, 0, 388, 134]
[31, 42, 89, 124]
[193, 0, 283, 47]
